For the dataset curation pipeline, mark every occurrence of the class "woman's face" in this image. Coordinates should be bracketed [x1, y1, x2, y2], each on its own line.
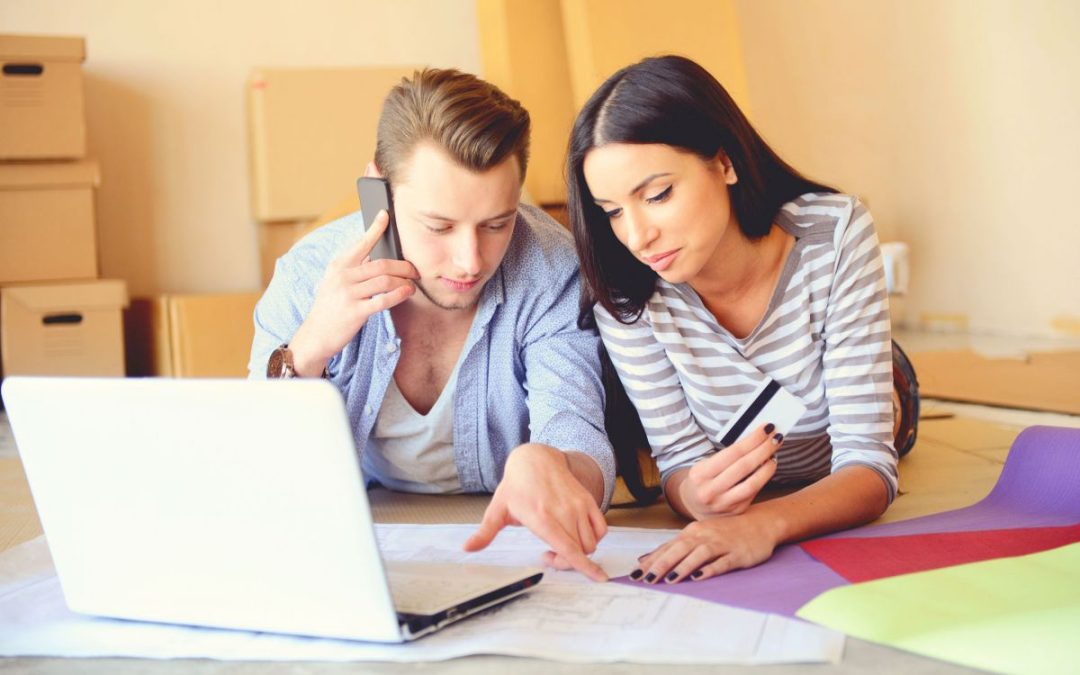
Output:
[582, 142, 737, 284]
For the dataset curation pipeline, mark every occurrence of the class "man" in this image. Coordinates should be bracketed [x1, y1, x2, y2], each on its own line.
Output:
[249, 68, 614, 581]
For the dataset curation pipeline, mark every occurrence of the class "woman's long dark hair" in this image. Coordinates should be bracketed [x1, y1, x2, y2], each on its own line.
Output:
[570, 56, 836, 504]
[569, 55, 836, 327]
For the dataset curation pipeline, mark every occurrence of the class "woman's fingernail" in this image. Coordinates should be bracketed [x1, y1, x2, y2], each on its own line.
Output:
[773, 432, 784, 444]
[665, 571, 678, 582]
[764, 423, 775, 434]
[691, 570, 704, 579]
[629, 569, 643, 580]
[644, 572, 657, 583]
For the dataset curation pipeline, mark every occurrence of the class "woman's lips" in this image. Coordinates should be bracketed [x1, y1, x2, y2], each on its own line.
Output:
[642, 249, 679, 272]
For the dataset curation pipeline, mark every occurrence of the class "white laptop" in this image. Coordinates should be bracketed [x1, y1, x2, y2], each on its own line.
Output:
[1, 376, 543, 642]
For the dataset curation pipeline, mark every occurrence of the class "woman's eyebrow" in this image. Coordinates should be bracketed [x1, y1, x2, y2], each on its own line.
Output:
[594, 172, 673, 204]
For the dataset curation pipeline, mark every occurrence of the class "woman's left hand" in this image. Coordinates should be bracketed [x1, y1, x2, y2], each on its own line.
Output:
[629, 512, 780, 584]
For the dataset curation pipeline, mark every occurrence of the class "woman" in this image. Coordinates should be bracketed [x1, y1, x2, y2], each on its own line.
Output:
[567, 55, 918, 583]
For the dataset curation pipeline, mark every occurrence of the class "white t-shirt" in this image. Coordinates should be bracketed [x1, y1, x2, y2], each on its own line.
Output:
[361, 362, 463, 494]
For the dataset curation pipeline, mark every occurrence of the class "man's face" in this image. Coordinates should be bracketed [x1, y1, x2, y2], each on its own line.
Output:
[391, 142, 521, 311]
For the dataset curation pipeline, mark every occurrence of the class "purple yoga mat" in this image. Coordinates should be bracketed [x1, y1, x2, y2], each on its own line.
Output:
[614, 425, 1080, 617]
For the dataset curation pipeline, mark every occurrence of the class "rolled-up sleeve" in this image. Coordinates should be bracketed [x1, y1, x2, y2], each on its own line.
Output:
[521, 271, 616, 510]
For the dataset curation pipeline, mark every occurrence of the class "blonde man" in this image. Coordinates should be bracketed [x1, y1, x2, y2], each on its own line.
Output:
[250, 69, 614, 581]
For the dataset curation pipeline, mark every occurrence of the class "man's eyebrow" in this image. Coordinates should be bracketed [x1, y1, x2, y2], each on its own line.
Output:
[593, 173, 673, 204]
[418, 209, 517, 223]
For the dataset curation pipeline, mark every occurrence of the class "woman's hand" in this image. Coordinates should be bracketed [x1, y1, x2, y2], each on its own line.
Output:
[630, 511, 781, 584]
[463, 444, 609, 582]
[672, 423, 783, 520]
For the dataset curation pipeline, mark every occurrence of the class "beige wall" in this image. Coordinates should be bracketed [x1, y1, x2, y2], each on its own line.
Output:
[1, 0, 481, 296]
[5, 0, 1078, 338]
[737, 0, 1080, 338]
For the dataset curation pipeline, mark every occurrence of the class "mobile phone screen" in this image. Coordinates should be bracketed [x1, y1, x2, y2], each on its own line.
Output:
[356, 177, 403, 261]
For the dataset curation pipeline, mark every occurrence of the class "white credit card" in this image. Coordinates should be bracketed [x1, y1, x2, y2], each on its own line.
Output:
[718, 378, 807, 448]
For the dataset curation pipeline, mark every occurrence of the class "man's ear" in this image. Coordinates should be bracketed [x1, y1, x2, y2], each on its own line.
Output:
[364, 161, 384, 179]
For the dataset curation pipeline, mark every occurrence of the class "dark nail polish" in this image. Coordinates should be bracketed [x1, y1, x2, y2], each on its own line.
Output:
[773, 432, 784, 444]
[644, 572, 657, 583]
[665, 571, 678, 582]
[629, 569, 643, 580]
[691, 570, 704, 579]
[764, 423, 775, 435]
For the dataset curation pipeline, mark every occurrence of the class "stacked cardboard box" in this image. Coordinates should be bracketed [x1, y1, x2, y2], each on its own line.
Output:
[0, 34, 128, 381]
[247, 66, 416, 287]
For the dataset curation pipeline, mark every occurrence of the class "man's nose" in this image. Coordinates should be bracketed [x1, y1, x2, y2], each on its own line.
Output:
[453, 228, 483, 276]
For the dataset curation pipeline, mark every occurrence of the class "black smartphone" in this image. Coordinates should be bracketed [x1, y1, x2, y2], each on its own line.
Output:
[356, 176, 403, 261]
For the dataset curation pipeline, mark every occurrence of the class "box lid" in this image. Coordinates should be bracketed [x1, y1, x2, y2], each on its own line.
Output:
[0, 159, 100, 190]
[2, 280, 128, 313]
[0, 34, 85, 62]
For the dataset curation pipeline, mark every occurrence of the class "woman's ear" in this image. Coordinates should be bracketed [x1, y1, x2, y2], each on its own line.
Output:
[712, 151, 738, 186]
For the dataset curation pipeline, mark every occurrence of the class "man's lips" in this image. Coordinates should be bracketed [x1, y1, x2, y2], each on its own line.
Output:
[440, 277, 482, 292]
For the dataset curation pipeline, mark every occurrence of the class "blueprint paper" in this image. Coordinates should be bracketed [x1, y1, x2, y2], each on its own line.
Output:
[0, 527, 843, 664]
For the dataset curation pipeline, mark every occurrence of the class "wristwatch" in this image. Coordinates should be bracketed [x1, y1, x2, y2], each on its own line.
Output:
[266, 344, 297, 379]
[267, 344, 331, 379]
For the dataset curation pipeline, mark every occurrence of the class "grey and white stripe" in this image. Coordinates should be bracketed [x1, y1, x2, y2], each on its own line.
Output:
[595, 193, 898, 502]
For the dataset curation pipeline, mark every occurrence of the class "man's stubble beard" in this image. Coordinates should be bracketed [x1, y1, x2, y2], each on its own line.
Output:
[414, 278, 482, 311]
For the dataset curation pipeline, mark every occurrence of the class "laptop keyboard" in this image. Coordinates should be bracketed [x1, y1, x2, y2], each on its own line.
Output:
[386, 568, 490, 615]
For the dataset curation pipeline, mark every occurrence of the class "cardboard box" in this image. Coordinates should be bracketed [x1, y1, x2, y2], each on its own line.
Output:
[256, 191, 359, 287]
[0, 34, 87, 160]
[125, 293, 260, 378]
[0, 160, 100, 284]
[258, 220, 314, 289]
[0, 280, 127, 377]
[247, 66, 416, 222]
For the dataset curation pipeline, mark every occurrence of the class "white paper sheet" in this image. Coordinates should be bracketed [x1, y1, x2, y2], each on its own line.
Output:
[0, 526, 843, 664]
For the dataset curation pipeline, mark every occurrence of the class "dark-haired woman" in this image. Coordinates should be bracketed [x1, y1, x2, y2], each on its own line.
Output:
[566, 55, 918, 583]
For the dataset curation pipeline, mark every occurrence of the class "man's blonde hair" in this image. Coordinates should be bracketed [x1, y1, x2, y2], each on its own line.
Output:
[374, 68, 530, 186]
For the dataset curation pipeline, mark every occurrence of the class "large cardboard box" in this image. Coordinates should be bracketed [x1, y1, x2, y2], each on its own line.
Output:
[0, 35, 87, 160]
[0, 280, 127, 377]
[247, 66, 416, 222]
[257, 192, 359, 287]
[126, 293, 260, 378]
[0, 160, 100, 284]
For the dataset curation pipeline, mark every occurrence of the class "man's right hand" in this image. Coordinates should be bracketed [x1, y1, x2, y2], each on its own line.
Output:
[288, 209, 418, 376]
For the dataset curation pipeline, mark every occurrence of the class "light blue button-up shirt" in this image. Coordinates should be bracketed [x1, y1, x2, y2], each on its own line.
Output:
[249, 204, 615, 509]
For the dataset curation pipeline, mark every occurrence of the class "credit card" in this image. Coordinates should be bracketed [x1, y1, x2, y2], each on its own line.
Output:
[718, 379, 807, 448]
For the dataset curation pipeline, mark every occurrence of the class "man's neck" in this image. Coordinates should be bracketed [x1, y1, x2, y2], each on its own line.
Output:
[391, 292, 480, 334]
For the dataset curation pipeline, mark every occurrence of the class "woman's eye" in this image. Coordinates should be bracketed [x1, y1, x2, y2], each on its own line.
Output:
[604, 208, 623, 220]
[646, 185, 673, 204]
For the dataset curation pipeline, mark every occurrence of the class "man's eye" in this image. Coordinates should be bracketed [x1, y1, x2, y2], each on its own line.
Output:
[646, 186, 673, 204]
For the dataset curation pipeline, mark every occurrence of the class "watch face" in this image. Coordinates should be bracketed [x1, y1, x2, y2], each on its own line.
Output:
[267, 347, 286, 378]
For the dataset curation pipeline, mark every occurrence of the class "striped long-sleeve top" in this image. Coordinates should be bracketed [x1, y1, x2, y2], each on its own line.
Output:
[595, 193, 898, 503]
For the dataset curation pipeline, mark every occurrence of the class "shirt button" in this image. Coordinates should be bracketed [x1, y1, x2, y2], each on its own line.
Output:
[386, 342, 397, 354]
[365, 404, 374, 415]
